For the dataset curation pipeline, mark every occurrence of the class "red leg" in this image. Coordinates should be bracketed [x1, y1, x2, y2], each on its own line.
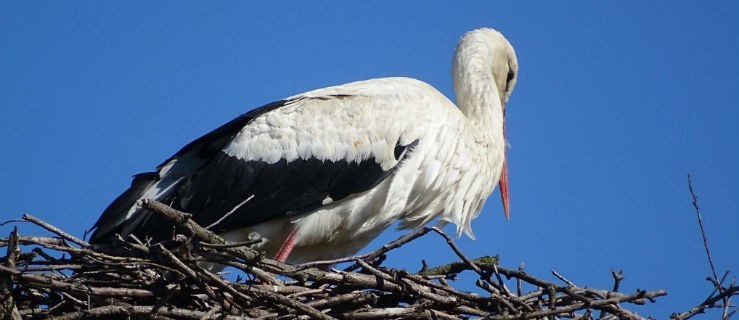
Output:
[274, 228, 298, 262]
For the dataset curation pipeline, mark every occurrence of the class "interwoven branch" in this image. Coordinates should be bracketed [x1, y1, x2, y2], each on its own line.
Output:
[1, 201, 670, 319]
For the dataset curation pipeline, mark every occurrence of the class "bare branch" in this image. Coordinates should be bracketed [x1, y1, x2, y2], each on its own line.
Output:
[0, 201, 671, 319]
[670, 284, 739, 320]
[684, 174, 735, 320]
[688, 174, 721, 290]
[22, 214, 89, 247]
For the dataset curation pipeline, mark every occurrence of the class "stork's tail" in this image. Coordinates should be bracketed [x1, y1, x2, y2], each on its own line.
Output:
[87, 172, 159, 243]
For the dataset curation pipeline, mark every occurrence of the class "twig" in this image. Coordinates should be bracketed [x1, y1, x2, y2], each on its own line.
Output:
[517, 263, 524, 297]
[22, 214, 90, 247]
[1, 201, 671, 320]
[0, 228, 21, 320]
[44, 304, 247, 320]
[611, 269, 624, 292]
[687, 174, 732, 319]
[296, 226, 434, 270]
[671, 284, 739, 320]
[0, 219, 25, 227]
[600, 269, 624, 319]
[552, 269, 576, 287]
[199, 239, 264, 249]
[688, 174, 721, 290]
[428, 227, 485, 277]
[140, 199, 261, 262]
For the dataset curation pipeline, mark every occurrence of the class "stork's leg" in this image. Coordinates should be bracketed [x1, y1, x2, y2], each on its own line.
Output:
[274, 228, 298, 262]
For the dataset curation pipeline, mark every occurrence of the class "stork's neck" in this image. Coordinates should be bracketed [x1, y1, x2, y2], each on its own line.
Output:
[452, 57, 505, 135]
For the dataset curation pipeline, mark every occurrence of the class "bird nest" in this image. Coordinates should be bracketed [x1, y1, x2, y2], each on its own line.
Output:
[1, 200, 667, 320]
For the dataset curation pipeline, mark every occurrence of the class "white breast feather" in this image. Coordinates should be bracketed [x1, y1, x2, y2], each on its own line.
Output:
[218, 77, 503, 261]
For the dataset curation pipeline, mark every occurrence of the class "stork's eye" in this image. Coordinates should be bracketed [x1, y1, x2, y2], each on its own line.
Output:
[504, 68, 515, 92]
[506, 69, 515, 84]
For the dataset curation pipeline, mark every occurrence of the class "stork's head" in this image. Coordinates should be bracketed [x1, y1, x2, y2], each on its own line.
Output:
[491, 33, 518, 107]
[454, 28, 518, 220]
[454, 28, 518, 108]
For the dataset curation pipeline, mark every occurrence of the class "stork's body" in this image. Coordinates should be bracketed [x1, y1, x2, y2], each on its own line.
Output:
[89, 28, 518, 264]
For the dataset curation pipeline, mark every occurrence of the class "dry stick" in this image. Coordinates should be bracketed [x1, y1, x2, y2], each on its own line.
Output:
[149, 283, 180, 318]
[342, 307, 454, 320]
[199, 305, 226, 320]
[59, 291, 87, 308]
[0, 219, 25, 227]
[0, 265, 156, 298]
[18, 264, 84, 272]
[3, 201, 673, 319]
[517, 263, 525, 297]
[248, 286, 338, 320]
[430, 228, 512, 304]
[22, 214, 90, 247]
[453, 305, 490, 318]
[428, 227, 515, 298]
[0, 227, 21, 320]
[688, 174, 730, 319]
[151, 244, 197, 278]
[149, 243, 240, 314]
[670, 284, 739, 320]
[144, 200, 661, 317]
[730, 278, 738, 319]
[405, 273, 496, 307]
[154, 244, 247, 313]
[419, 257, 536, 314]
[0, 235, 67, 247]
[706, 270, 731, 300]
[140, 199, 261, 262]
[209, 256, 281, 285]
[428, 227, 485, 276]
[517, 289, 544, 303]
[235, 283, 310, 296]
[141, 203, 334, 320]
[688, 174, 720, 284]
[285, 287, 328, 299]
[353, 258, 460, 306]
[599, 270, 624, 319]
[476, 279, 519, 314]
[493, 263, 516, 297]
[44, 304, 248, 320]
[199, 239, 264, 249]
[116, 234, 150, 254]
[611, 269, 624, 292]
[552, 269, 576, 287]
[296, 226, 435, 270]
[16, 238, 150, 263]
[488, 291, 662, 320]
[423, 259, 666, 315]
[390, 268, 506, 316]
[423, 229, 532, 311]
[365, 259, 516, 317]
[399, 276, 494, 318]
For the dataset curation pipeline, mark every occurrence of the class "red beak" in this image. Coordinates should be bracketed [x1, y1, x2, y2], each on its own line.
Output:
[499, 109, 510, 220]
[499, 157, 510, 220]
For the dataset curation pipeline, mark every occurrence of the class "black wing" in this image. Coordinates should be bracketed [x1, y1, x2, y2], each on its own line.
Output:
[89, 98, 418, 243]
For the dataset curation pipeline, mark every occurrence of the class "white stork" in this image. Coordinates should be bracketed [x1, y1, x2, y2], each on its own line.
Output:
[89, 28, 518, 264]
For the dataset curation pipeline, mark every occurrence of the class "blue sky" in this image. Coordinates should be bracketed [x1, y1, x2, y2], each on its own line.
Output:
[1, 1, 737, 318]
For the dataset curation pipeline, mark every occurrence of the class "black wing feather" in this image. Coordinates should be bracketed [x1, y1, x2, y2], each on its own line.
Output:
[89, 97, 419, 244]
[89, 100, 288, 243]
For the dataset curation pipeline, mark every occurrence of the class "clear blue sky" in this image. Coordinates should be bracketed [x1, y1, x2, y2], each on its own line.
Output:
[1, 2, 737, 318]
